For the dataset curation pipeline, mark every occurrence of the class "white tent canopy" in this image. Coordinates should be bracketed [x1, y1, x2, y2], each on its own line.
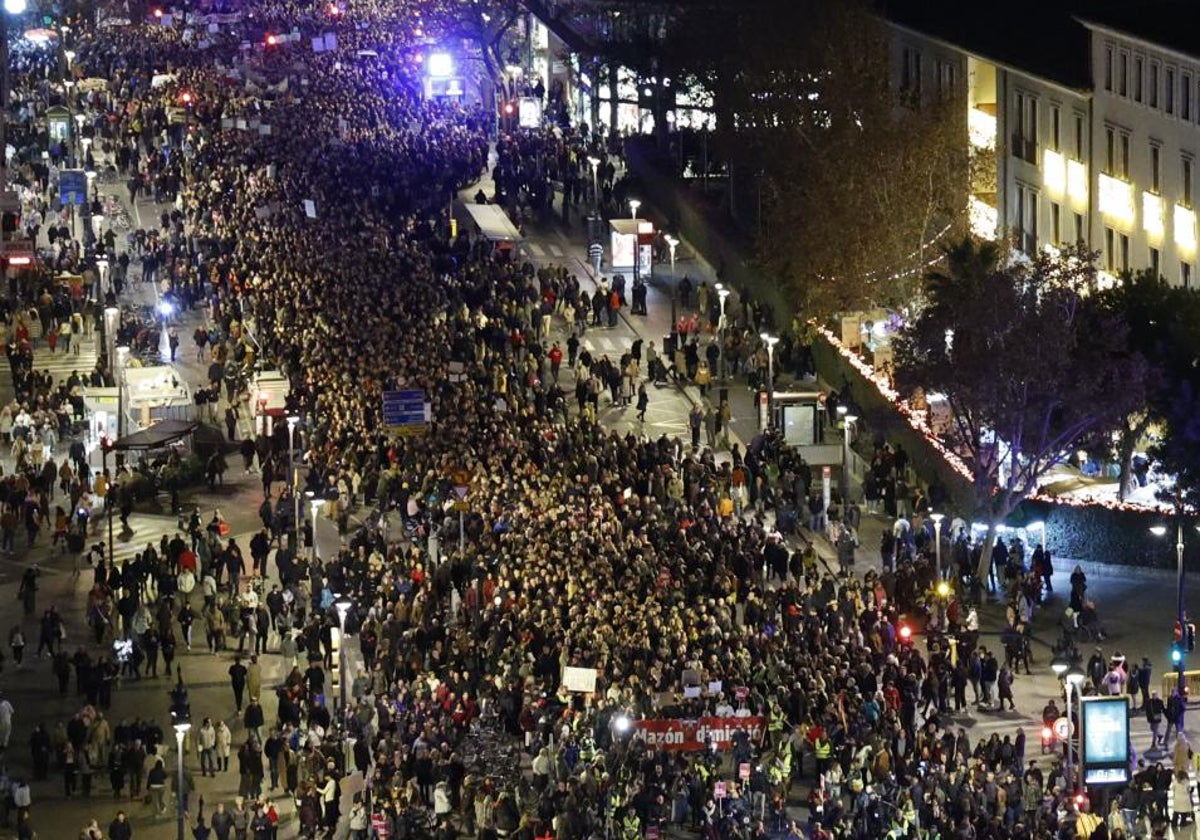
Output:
[457, 202, 523, 244]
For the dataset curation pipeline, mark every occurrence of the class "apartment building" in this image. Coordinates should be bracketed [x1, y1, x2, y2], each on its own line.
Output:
[1082, 16, 1200, 286]
[883, 1, 1200, 287]
[885, 0, 1095, 262]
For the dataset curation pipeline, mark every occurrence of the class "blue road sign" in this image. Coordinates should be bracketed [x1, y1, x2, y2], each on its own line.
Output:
[59, 169, 87, 206]
[382, 389, 428, 432]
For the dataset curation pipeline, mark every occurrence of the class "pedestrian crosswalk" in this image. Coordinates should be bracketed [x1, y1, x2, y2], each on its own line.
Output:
[28, 334, 102, 388]
[524, 241, 569, 259]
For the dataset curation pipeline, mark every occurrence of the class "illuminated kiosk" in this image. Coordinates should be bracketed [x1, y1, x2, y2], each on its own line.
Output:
[608, 218, 654, 276]
[1080, 696, 1130, 786]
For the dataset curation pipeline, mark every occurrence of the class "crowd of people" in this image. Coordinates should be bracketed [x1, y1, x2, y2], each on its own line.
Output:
[0, 0, 1187, 839]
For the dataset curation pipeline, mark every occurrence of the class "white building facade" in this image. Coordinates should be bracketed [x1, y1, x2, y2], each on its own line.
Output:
[887, 21, 1094, 267]
[1083, 21, 1200, 287]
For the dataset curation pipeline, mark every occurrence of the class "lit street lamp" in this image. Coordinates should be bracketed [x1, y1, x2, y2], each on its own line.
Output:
[716, 285, 729, 381]
[333, 595, 353, 722]
[930, 512, 945, 580]
[842, 413, 857, 506]
[760, 333, 779, 429]
[287, 416, 300, 546]
[308, 492, 322, 561]
[1058, 657, 1085, 793]
[1150, 517, 1200, 697]
[628, 198, 641, 219]
[169, 675, 191, 840]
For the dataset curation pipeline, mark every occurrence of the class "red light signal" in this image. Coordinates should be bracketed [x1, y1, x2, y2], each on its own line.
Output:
[179, 91, 193, 105]
[153, 8, 163, 17]
[503, 102, 515, 115]
[898, 624, 912, 641]
[266, 33, 278, 46]
[327, 2, 342, 15]
[1041, 725, 1053, 742]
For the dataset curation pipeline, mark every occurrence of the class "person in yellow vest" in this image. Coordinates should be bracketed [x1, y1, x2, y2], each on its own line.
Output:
[620, 808, 641, 840]
[1075, 803, 1102, 838]
[813, 734, 832, 776]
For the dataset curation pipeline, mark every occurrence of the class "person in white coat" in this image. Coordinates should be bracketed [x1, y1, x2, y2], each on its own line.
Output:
[0, 695, 13, 748]
[197, 718, 217, 777]
[215, 720, 232, 772]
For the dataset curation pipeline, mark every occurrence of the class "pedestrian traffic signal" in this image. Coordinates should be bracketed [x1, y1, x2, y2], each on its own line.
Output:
[1189, 623, 1197, 652]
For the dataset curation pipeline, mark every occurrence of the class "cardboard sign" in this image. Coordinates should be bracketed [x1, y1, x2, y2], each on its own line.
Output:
[739, 762, 751, 781]
[561, 666, 597, 694]
[713, 781, 727, 800]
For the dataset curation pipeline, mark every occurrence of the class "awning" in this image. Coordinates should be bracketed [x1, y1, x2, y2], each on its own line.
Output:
[111, 419, 199, 451]
[458, 202, 523, 243]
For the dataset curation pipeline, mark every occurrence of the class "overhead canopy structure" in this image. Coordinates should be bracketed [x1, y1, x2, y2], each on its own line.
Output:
[458, 202, 523, 245]
[111, 419, 198, 451]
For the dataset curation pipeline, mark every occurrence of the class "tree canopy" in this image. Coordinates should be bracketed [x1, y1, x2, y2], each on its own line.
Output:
[751, 0, 968, 319]
[894, 239, 1148, 534]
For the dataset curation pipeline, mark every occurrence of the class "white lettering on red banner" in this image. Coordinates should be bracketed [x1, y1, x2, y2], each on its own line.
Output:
[632, 716, 765, 751]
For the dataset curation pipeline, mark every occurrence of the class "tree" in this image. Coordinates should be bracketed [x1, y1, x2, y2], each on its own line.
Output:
[1092, 271, 1176, 499]
[751, 0, 969, 319]
[423, 0, 525, 100]
[894, 239, 1149, 579]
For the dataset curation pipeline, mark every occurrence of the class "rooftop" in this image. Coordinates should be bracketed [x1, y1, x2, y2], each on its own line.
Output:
[880, 0, 1092, 90]
[1077, 1, 1200, 62]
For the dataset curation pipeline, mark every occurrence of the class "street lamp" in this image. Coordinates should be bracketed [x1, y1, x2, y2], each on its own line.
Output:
[333, 595, 353, 721]
[665, 235, 680, 325]
[628, 198, 641, 219]
[103, 305, 118, 365]
[760, 333, 779, 429]
[172, 720, 191, 840]
[1151, 518, 1200, 697]
[716, 286, 729, 381]
[842, 414, 857, 507]
[63, 48, 75, 67]
[930, 512, 945, 580]
[96, 257, 109, 293]
[287, 416, 300, 545]
[307, 491, 321, 562]
[1063, 661, 1085, 793]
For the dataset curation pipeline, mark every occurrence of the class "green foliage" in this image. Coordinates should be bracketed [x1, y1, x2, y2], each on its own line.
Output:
[1096, 271, 1200, 505]
[894, 238, 1148, 522]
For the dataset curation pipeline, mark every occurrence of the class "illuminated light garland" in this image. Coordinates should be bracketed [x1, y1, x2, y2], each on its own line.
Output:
[814, 322, 975, 482]
[817, 322, 1174, 515]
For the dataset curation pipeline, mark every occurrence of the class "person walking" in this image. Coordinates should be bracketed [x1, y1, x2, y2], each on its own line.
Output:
[636, 384, 648, 422]
[229, 656, 248, 713]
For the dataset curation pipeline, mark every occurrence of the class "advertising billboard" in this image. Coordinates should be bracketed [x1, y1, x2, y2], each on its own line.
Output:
[1081, 697, 1129, 785]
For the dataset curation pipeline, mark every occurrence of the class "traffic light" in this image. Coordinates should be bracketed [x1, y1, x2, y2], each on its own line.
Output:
[1172, 643, 1184, 665]
[1188, 622, 1196, 652]
[265, 33, 278, 46]
[898, 624, 913, 645]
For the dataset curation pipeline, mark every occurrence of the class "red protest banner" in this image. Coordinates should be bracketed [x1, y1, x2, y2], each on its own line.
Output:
[632, 716, 765, 751]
